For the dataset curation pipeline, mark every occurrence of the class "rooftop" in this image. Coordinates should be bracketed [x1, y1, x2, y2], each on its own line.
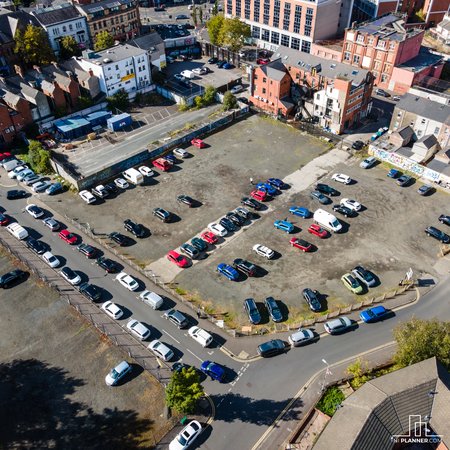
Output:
[260, 59, 288, 82]
[395, 93, 450, 124]
[81, 44, 146, 64]
[398, 47, 443, 72]
[151, 24, 191, 41]
[31, 3, 81, 26]
[76, 0, 134, 15]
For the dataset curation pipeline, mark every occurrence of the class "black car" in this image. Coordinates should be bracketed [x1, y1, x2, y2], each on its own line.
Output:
[7, 190, 28, 200]
[244, 298, 261, 324]
[96, 256, 120, 273]
[302, 288, 321, 312]
[177, 195, 195, 207]
[310, 191, 331, 204]
[237, 97, 249, 105]
[351, 140, 365, 150]
[176, 14, 189, 19]
[26, 237, 47, 255]
[233, 258, 256, 277]
[257, 339, 286, 357]
[375, 88, 390, 97]
[109, 232, 130, 246]
[332, 204, 356, 218]
[208, 57, 218, 64]
[191, 237, 208, 252]
[171, 362, 192, 373]
[77, 243, 98, 258]
[79, 282, 102, 301]
[315, 183, 338, 196]
[0, 269, 27, 288]
[439, 215, 450, 226]
[124, 219, 146, 238]
[104, 183, 119, 195]
[241, 197, 262, 210]
[397, 175, 413, 187]
[220, 217, 238, 232]
[226, 211, 245, 226]
[425, 226, 450, 244]
[153, 207, 172, 222]
[264, 297, 283, 322]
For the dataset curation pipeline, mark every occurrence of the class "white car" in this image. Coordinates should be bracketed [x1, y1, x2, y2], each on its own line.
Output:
[230, 84, 244, 94]
[192, 67, 207, 75]
[79, 190, 96, 204]
[208, 222, 228, 237]
[114, 178, 129, 189]
[148, 340, 174, 361]
[17, 169, 34, 182]
[42, 251, 60, 268]
[32, 180, 52, 193]
[138, 166, 154, 177]
[101, 301, 124, 320]
[105, 360, 132, 386]
[331, 173, 352, 184]
[25, 204, 44, 218]
[169, 420, 202, 450]
[116, 272, 139, 291]
[173, 148, 189, 158]
[59, 266, 81, 285]
[127, 319, 151, 340]
[8, 165, 27, 179]
[340, 198, 361, 212]
[188, 326, 213, 347]
[252, 244, 274, 259]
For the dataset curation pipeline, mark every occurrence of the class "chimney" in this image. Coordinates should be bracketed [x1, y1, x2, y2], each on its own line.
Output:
[33, 65, 41, 73]
[14, 64, 24, 78]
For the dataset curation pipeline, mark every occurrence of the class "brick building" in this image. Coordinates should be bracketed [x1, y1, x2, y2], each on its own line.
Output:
[0, 89, 33, 145]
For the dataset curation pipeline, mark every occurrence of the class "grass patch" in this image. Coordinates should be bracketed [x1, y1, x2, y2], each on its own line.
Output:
[316, 386, 345, 416]
[175, 287, 187, 296]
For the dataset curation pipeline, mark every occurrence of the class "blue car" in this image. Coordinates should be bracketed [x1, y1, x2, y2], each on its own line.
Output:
[200, 360, 225, 381]
[164, 154, 177, 164]
[217, 263, 239, 281]
[274, 220, 294, 233]
[256, 182, 278, 196]
[359, 305, 388, 323]
[289, 206, 310, 218]
[45, 182, 63, 195]
[387, 169, 401, 178]
[222, 63, 233, 69]
[217, 60, 227, 68]
[267, 178, 284, 189]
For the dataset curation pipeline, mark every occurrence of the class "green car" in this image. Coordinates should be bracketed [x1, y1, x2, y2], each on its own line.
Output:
[191, 237, 208, 252]
[341, 273, 363, 294]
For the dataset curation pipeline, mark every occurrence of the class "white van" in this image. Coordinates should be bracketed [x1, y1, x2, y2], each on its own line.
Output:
[139, 290, 164, 310]
[188, 326, 213, 347]
[122, 168, 144, 185]
[180, 70, 195, 79]
[313, 209, 342, 233]
[6, 222, 28, 240]
[3, 159, 21, 172]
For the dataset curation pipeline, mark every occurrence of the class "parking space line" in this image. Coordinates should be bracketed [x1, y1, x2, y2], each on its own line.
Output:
[162, 329, 181, 344]
[186, 348, 203, 362]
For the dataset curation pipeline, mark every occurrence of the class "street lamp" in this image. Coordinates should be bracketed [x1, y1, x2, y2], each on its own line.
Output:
[320, 359, 332, 393]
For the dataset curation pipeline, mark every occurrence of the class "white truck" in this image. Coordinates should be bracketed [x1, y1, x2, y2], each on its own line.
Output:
[122, 168, 144, 185]
[6, 222, 28, 240]
[180, 70, 195, 79]
[313, 209, 342, 233]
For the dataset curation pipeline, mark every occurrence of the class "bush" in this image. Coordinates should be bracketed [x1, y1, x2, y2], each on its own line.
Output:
[203, 85, 217, 105]
[106, 89, 129, 113]
[222, 91, 237, 111]
[26, 140, 53, 174]
[165, 367, 204, 414]
[316, 386, 345, 417]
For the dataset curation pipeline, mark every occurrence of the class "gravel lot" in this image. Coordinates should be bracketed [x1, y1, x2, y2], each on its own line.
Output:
[0, 251, 169, 448]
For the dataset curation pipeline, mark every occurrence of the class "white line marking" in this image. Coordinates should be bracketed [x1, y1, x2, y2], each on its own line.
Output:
[162, 329, 180, 344]
[186, 348, 203, 362]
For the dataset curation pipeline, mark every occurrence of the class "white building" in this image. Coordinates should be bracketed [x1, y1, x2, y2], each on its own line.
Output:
[31, 4, 90, 55]
[432, 11, 450, 45]
[78, 44, 153, 98]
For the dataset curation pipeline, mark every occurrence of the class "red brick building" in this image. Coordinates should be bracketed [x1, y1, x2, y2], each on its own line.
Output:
[0, 91, 33, 145]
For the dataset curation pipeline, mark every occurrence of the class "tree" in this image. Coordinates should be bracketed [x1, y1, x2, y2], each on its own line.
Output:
[203, 85, 217, 105]
[218, 17, 250, 52]
[59, 36, 80, 60]
[316, 386, 345, 417]
[14, 25, 55, 66]
[106, 89, 129, 113]
[346, 358, 371, 389]
[94, 31, 114, 51]
[222, 91, 237, 111]
[212, 0, 219, 16]
[206, 15, 224, 46]
[27, 140, 53, 174]
[191, 8, 198, 27]
[393, 318, 450, 370]
[165, 367, 204, 414]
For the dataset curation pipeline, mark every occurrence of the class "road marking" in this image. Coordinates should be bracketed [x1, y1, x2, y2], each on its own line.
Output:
[186, 348, 203, 362]
[162, 329, 180, 344]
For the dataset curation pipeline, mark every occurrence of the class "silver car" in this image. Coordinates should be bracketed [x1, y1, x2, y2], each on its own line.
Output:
[324, 317, 352, 334]
[148, 340, 174, 361]
[360, 156, 377, 169]
[127, 319, 151, 340]
[288, 329, 315, 347]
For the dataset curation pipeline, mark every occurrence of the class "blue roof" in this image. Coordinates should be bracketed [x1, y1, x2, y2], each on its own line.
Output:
[85, 110, 111, 121]
[54, 116, 90, 132]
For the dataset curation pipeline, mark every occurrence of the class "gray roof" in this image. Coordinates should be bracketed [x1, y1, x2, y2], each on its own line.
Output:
[81, 44, 145, 64]
[129, 32, 164, 50]
[273, 46, 369, 86]
[31, 3, 81, 26]
[395, 93, 450, 124]
[314, 357, 450, 450]
[260, 58, 288, 82]
[0, 8, 38, 41]
[427, 158, 450, 176]
[61, 58, 91, 81]
[398, 48, 443, 73]
[438, 18, 450, 32]
[414, 133, 438, 148]
[76, 0, 134, 15]
[1, 90, 22, 107]
[395, 125, 414, 140]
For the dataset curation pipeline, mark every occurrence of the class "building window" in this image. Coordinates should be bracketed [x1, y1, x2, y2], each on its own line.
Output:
[244, 0, 250, 19]
[263, 0, 270, 25]
[62, 26, 67, 32]
[343, 51, 350, 61]
[381, 73, 388, 82]
[227, 0, 232, 14]
[236, 0, 241, 17]
[304, 25, 311, 36]
[353, 54, 360, 64]
[378, 40, 386, 48]
[252, 26, 261, 39]
[271, 31, 280, 44]
[434, 126, 439, 134]
[261, 29, 270, 41]
[293, 5, 301, 33]
[389, 42, 395, 50]
[357, 34, 364, 43]
[421, 118, 426, 124]
[368, 37, 374, 45]
[280, 34, 290, 47]
[263, 77, 267, 83]
[253, 0, 260, 21]
[291, 37, 300, 50]
[69, 24, 73, 31]
[262, 88, 266, 94]
[301, 41, 311, 53]
[283, 2, 291, 30]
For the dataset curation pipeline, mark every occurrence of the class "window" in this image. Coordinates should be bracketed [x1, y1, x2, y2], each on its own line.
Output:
[304, 25, 311, 36]
[62, 26, 67, 32]
[263, 77, 267, 83]
[357, 34, 364, 43]
[291, 37, 300, 50]
[115, 65, 119, 70]
[280, 34, 290, 47]
[421, 118, 426, 124]
[389, 42, 395, 50]
[253, 0, 260, 21]
[53, 28, 60, 35]
[76, 21, 82, 29]
[293, 5, 301, 33]
[93, 23, 97, 30]
[227, 0, 232, 14]
[353, 54, 360, 64]
[244, 0, 250, 19]
[252, 26, 261, 39]
[343, 52, 350, 61]
[378, 40, 386, 48]
[271, 31, 280, 44]
[434, 127, 439, 134]
[69, 24, 73, 31]
[283, 3, 291, 30]
[261, 29, 270, 41]
[236, 0, 241, 17]
[368, 37, 374, 45]
[301, 41, 311, 53]
[262, 88, 266, 94]
[263, 0, 270, 25]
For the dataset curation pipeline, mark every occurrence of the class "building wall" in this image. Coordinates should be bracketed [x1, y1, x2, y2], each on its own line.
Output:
[376, 0, 400, 16]
[423, 0, 449, 26]
[310, 43, 343, 61]
[44, 18, 90, 54]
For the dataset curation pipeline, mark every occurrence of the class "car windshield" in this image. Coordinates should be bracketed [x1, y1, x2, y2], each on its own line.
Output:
[178, 435, 188, 446]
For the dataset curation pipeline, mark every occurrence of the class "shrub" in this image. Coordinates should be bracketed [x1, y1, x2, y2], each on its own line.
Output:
[316, 386, 345, 416]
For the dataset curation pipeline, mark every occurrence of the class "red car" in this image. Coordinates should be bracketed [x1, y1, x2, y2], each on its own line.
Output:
[250, 190, 267, 202]
[191, 138, 206, 148]
[290, 237, 313, 252]
[59, 229, 78, 245]
[167, 250, 189, 268]
[0, 152, 11, 161]
[308, 224, 328, 238]
[201, 231, 218, 245]
[257, 58, 270, 65]
[0, 213, 9, 226]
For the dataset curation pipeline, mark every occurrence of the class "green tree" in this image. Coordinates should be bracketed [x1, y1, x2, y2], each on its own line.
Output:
[346, 358, 371, 389]
[165, 367, 204, 414]
[212, 0, 219, 16]
[94, 31, 114, 51]
[218, 17, 250, 52]
[14, 25, 55, 66]
[106, 89, 129, 113]
[222, 91, 237, 111]
[206, 15, 224, 46]
[27, 140, 53, 174]
[316, 386, 345, 417]
[203, 85, 217, 105]
[194, 95, 204, 109]
[59, 36, 80, 60]
[393, 318, 450, 370]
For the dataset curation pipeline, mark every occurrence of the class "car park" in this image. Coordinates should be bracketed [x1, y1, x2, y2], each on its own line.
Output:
[288, 328, 315, 347]
[77, 243, 97, 258]
[191, 237, 208, 252]
[191, 138, 206, 148]
[360, 156, 377, 169]
[256, 183, 278, 196]
[243, 298, 261, 324]
[257, 339, 286, 357]
[425, 226, 450, 243]
[250, 190, 267, 202]
[200, 361, 225, 381]
[307, 224, 328, 238]
[109, 232, 130, 246]
[167, 250, 189, 267]
[138, 166, 154, 177]
[0, 213, 8, 226]
[188, 326, 213, 347]
[331, 173, 352, 184]
[217, 263, 239, 281]
[0, 269, 27, 288]
[173, 148, 189, 158]
[26, 237, 47, 255]
[324, 316, 352, 334]
[253, 244, 274, 259]
[359, 305, 388, 323]
[289, 206, 310, 218]
[208, 222, 227, 237]
[397, 175, 413, 187]
[241, 197, 261, 210]
[25, 204, 44, 219]
[32, 180, 52, 193]
[200, 231, 218, 245]
[79, 190, 96, 204]
[352, 140, 365, 150]
[439, 215, 450, 226]
[6, 190, 27, 200]
[59, 229, 77, 245]
[340, 198, 362, 212]
[105, 360, 132, 386]
[220, 217, 238, 232]
[274, 220, 294, 233]
[164, 309, 189, 329]
[417, 184, 433, 196]
[310, 190, 331, 204]
[148, 340, 174, 361]
[302, 288, 321, 312]
[124, 219, 146, 238]
[290, 238, 313, 252]
[127, 319, 151, 340]
[387, 168, 401, 178]
[96, 256, 120, 273]
[341, 273, 363, 294]
[116, 272, 139, 291]
[79, 282, 102, 301]
[59, 267, 81, 285]
[42, 251, 60, 268]
[315, 183, 338, 196]
[352, 265, 376, 287]
[233, 258, 256, 277]
[332, 204, 356, 218]
[180, 243, 200, 259]
[114, 178, 129, 189]
[24, 174, 41, 186]
[177, 195, 195, 207]
[267, 178, 284, 189]
[139, 290, 164, 309]
[153, 207, 172, 222]
[264, 297, 283, 322]
[235, 206, 252, 220]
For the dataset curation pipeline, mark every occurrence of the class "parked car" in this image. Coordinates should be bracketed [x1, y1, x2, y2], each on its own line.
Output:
[101, 301, 123, 319]
[32, 180, 52, 193]
[257, 339, 286, 357]
[352, 265, 376, 288]
[267, 178, 284, 189]
[241, 197, 261, 210]
[244, 298, 261, 324]
[264, 296, 283, 322]
[24, 174, 41, 186]
[79, 190, 96, 204]
[233, 258, 256, 277]
[438, 215, 450, 226]
[6, 190, 27, 200]
[167, 250, 189, 267]
[153, 207, 172, 222]
[219, 217, 238, 232]
[250, 190, 267, 202]
[360, 156, 377, 169]
[177, 195, 195, 207]
[92, 185, 109, 198]
[42, 251, 60, 268]
[148, 340, 174, 361]
[234, 206, 252, 220]
[105, 361, 132, 386]
[173, 148, 189, 158]
[341, 273, 364, 294]
[115, 272, 139, 291]
[42, 217, 60, 231]
[288, 328, 315, 347]
[208, 222, 227, 237]
[397, 175, 413, 187]
[124, 219, 146, 238]
[387, 168, 401, 178]
[104, 183, 119, 195]
[114, 178, 129, 189]
[324, 316, 352, 334]
[200, 231, 218, 245]
[46, 182, 63, 195]
[108, 231, 129, 246]
[217, 263, 239, 281]
[315, 183, 338, 196]
[9, 165, 27, 179]
[310, 191, 331, 204]
[138, 166, 154, 177]
[331, 173, 352, 184]
[425, 226, 450, 243]
[230, 85, 244, 94]
[352, 140, 365, 150]
[26, 237, 47, 255]
[79, 282, 102, 301]
[0, 269, 27, 288]
[274, 220, 294, 233]
[96, 256, 120, 273]
[417, 184, 433, 196]
[208, 57, 218, 64]
[375, 88, 390, 97]
[188, 326, 213, 347]
[226, 211, 245, 226]
[290, 238, 313, 252]
[164, 309, 189, 329]
[289, 206, 310, 218]
[333, 204, 356, 218]
[59, 229, 77, 245]
[0, 213, 9, 226]
[77, 243, 98, 258]
[127, 319, 151, 340]
[25, 204, 44, 219]
[308, 223, 328, 238]
[302, 288, 321, 312]
[252, 244, 274, 259]
[16, 169, 34, 182]
[359, 305, 388, 323]
[340, 198, 361, 212]
[256, 182, 278, 196]
[191, 237, 208, 252]
[180, 243, 200, 259]
[192, 67, 208, 75]
[191, 138, 206, 148]
[200, 361, 225, 381]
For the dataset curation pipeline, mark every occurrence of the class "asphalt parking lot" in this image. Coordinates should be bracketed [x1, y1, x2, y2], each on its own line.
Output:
[0, 251, 169, 447]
